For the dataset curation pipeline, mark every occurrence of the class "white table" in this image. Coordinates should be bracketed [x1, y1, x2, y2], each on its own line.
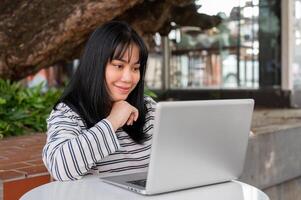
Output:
[20, 175, 270, 200]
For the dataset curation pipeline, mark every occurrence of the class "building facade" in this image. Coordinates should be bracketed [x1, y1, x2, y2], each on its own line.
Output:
[145, 0, 301, 107]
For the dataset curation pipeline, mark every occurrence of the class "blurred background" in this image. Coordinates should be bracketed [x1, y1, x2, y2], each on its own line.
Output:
[0, 0, 300, 199]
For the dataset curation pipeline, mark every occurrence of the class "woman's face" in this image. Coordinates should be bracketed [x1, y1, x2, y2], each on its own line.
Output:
[105, 44, 141, 102]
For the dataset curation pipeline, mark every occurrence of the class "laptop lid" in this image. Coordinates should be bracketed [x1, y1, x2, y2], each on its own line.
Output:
[145, 99, 254, 194]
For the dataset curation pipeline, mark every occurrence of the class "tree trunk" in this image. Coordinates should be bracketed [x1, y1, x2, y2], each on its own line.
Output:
[0, 0, 221, 81]
[0, 0, 142, 80]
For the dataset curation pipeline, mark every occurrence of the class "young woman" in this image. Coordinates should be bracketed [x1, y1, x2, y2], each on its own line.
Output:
[42, 21, 156, 181]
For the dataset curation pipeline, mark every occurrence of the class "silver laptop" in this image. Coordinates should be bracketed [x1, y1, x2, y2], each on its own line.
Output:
[101, 99, 254, 195]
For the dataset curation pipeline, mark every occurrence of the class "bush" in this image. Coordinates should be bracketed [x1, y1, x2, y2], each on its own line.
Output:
[0, 79, 62, 139]
[0, 79, 157, 139]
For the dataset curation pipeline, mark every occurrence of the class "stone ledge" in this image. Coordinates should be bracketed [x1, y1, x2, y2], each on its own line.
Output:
[240, 125, 301, 189]
[264, 176, 301, 200]
[251, 108, 301, 135]
[240, 108, 301, 190]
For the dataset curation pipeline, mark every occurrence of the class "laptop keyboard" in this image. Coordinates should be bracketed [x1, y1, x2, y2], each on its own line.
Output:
[128, 179, 147, 187]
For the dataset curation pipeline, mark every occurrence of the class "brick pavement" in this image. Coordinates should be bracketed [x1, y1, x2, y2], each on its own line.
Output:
[0, 133, 48, 181]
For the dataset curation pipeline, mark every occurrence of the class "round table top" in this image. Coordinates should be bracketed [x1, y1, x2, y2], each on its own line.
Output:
[21, 176, 270, 200]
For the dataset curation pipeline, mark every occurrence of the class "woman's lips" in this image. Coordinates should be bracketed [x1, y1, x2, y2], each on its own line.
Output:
[115, 85, 131, 94]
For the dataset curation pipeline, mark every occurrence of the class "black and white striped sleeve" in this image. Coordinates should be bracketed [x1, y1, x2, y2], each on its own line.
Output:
[143, 96, 156, 134]
[42, 108, 120, 181]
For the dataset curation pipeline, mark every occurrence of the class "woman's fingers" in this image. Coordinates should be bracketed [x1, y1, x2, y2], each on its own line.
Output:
[107, 101, 140, 128]
[132, 107, 139, 122]
[127, 108, 139, 126]
[126, 114, 134, 126]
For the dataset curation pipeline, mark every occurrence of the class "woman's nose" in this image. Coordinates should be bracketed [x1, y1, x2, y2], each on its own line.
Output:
[120, 68, 132, 82]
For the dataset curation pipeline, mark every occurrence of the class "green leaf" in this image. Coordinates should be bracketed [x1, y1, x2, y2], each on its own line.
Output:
[144, 87, 157, 98]
[0, 98, 6, 105]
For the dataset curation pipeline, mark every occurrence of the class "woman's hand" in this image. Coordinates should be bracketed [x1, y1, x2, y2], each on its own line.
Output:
[106, 101, 139, 132]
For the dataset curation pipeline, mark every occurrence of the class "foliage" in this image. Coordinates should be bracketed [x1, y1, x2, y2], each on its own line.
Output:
[0, 79, 62, 139]
[0, 79, 157, 139]
[144, 87, 157, 99]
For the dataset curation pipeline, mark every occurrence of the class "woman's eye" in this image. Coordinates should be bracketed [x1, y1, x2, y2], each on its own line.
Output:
[133, 67, 140, 71]
[113, 64, 123, 69]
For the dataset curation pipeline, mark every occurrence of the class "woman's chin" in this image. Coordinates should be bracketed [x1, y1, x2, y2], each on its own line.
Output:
[112, 94, 129, 102]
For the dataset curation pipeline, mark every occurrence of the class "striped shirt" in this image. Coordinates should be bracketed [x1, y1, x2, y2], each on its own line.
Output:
[42, 96, 156, 181]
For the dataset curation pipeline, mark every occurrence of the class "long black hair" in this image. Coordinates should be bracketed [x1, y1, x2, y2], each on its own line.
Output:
[55, 21, 148, 144]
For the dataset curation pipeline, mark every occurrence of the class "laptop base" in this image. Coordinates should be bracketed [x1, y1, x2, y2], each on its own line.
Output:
[101, 172, 148, 195]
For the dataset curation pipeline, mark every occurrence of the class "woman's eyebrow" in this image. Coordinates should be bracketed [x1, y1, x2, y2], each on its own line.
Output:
[113, 58, 140, 64]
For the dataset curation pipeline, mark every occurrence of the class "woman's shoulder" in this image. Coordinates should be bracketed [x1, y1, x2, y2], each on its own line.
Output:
[144, 95, 156, 108]
[48, 102, 81, 121]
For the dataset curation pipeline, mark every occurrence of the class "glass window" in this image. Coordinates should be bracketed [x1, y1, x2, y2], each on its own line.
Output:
[293, 0, 301, 89]
[145, 0, 280, 90]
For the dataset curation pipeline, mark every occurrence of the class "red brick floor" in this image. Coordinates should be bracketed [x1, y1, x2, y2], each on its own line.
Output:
[0, 133, 50, 200]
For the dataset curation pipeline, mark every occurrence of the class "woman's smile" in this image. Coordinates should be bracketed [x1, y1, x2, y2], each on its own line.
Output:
[114, 84, 132, 94]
